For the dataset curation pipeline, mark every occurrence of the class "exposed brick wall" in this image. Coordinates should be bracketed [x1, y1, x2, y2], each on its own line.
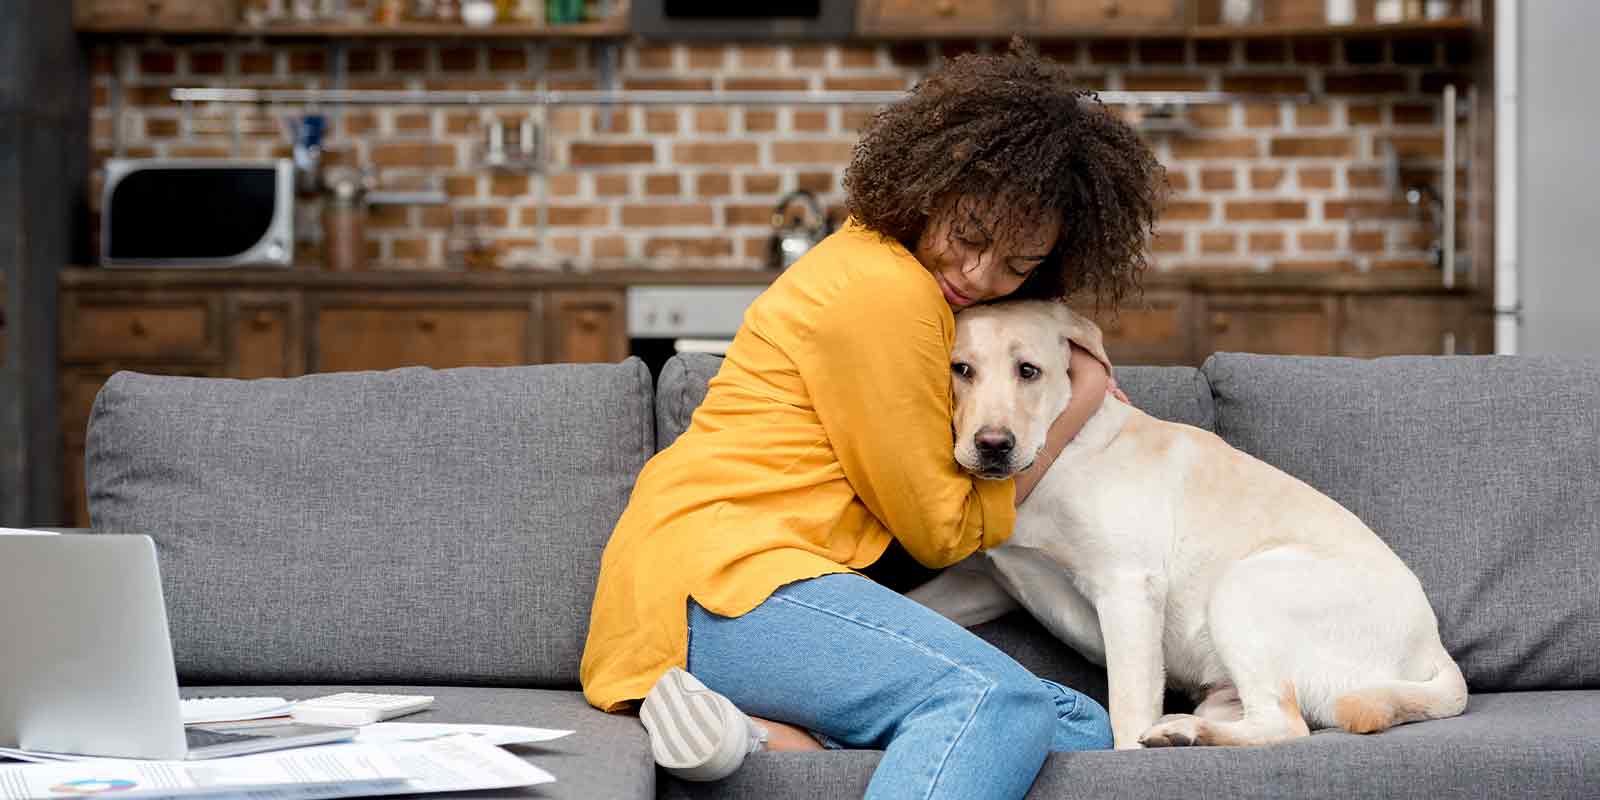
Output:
[89, 35, 1473, 273]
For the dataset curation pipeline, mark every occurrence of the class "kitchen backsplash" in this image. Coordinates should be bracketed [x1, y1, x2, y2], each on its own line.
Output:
[89, 35, 1472, 272]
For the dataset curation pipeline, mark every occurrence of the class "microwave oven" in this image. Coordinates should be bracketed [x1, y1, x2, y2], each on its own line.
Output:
[631, 0, 855, 40]
[101, 159, 295, 268]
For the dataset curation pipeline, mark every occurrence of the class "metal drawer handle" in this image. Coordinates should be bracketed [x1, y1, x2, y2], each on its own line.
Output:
[417, 316, 438, 332]
[1103, 0, 1121, 18]
[250, 312, 274, 332]
[576, 310, 601, 332]
[1210, 312, 1231, 334]
[935, 0, 956, 17]
[130, 319, 149, 338]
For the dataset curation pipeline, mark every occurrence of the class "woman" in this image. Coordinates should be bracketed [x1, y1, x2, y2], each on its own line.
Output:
[581, 42, 1165, 799]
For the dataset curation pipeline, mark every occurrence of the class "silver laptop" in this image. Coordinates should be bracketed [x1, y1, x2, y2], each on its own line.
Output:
[0, 534, 352, 760]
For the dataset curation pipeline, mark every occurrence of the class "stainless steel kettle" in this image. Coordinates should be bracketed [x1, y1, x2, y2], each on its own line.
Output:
[767, 190, 831, 270]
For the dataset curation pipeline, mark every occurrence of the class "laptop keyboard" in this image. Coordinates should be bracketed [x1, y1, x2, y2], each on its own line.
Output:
[185, 727, 269, 748]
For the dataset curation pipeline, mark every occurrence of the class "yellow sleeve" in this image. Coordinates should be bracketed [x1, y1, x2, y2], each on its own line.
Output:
[793, 270, 1017, 568]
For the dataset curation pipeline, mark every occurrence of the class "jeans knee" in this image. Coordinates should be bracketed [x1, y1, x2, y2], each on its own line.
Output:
[982, 676, 1061, 753]
[1042, 684, 1113, 751]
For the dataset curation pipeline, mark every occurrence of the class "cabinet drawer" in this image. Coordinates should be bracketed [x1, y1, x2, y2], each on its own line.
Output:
[316, 306, 534, 373]
[62, 297, 219, 362]
[858, 0, 1030, 36]
[1202, 297, 1335, 357]
[545, 290, 626, 364]
[1042, 0, 1188, 27]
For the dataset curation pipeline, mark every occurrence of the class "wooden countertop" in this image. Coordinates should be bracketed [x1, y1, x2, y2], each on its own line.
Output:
[60, 265, 1480, 295]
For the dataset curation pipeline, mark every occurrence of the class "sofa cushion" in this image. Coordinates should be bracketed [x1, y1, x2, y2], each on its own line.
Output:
[87, 363, 654, 686]
[662, 691, 1600, 799]
[1203, 353, 1600, 692]
[654, 354, 1214, 451]
[180, 685, 651, 800]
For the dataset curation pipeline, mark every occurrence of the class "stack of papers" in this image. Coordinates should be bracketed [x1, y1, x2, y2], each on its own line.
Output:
[0, 727, 571, 800]
[180, 698, 294, 726]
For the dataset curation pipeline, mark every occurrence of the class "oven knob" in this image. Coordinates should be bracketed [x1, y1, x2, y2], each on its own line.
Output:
[669, 311, 684, 327]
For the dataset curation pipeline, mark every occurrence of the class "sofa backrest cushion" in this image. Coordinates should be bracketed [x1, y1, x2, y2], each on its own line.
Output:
[1204, 353, 1600, 692]
[654, 354, 1215, 451]
[86, 362, 654, 687]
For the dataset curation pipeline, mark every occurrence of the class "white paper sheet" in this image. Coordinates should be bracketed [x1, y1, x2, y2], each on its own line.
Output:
[0, 740, 407, 799]
[0, 736, 554, 800]
[354, 723, 572, 747]
[180, 699, 294, 726]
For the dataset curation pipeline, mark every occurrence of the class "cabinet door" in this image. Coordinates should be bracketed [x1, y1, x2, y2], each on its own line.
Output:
[314, 296, 536, 373]
[1074, 291, 1193, 366]
[1200, 295, 1336, 357]
[544, 290, 627, 364]
[858, 0, 1032, 36]
[1338, 296, 1491, 357]
[61, 292, 223, 363]
[73, 0, 150, 28]
[1042, 0, 1188, 28]
[228, 293, 304, 379]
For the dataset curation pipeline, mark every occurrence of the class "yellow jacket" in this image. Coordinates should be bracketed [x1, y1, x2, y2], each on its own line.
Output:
[579, 220, 1017, 712]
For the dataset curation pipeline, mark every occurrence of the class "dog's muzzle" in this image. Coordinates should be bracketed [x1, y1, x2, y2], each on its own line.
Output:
[973, 426, 1016, 478]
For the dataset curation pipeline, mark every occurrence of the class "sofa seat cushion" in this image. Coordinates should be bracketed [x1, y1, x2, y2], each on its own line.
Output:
[1203, 354, 1600, 692]
[662, 691, 1600, 799]
[87, 363, 655, 686]
[180, 685, 651, 800]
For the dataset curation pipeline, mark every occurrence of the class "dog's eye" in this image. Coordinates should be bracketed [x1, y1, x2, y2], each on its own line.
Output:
[1018, 363, 1040, 381]
[951, 362, 973, 379]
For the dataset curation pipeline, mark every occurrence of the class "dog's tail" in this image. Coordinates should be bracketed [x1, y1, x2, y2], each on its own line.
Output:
[1332, 650, 1468, 734]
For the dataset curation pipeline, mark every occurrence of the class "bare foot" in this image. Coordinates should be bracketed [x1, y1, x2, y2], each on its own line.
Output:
[750, 716, 825, 752]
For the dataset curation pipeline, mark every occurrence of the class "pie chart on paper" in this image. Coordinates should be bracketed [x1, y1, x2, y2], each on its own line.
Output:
[48, 779, 138, 795]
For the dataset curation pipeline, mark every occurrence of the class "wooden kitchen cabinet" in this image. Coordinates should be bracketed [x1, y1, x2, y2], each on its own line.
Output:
[61, 292, 223, 362]
[1076, 290, 1193, 365]
[1199, 295, 1338, 356]
[313, 297, 537, 373]
[544, 289, 628, 364]
[228, 292, 304, 379]
[75, 0, 238, 30]
[857, 0, 1032, 37]
[1338, 296, 1494, 356]
[1040, 0, 1190, 29]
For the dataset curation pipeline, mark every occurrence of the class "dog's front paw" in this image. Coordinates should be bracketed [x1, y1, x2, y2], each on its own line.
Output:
[1139, 715, 1206, 748]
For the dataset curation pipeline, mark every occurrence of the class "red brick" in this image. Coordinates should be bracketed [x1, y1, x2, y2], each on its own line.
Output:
[1372, 257, 1432, 270]
[696, 173, 731, 196]
[1324, 200, 1410, 220]
[635, 45, 674, 70]
[1088, 40, 1131, 65]
[1244, 40, 1286, 64]
[144, 118, 179, 137]
[644, 237, 735, 258]
[736, 45, 781, 69]
[793, 110, 831, 132]
[1347, 103, 1382, 124]
[838, 45, 879, 68]
[1298, 230, 1338, 251]
[797, 171, 833, 193]
[744, 110, 778, 133]
[546, 173, 579, 197]
[1248, 231, 1286, 253]
[489, 48, 527, 71]
[1163, 200, 1213, 221]
[1270, 137, 1354, 158]
[1221, 73, 1308, 94]
[624, 77, 714, 91]
[289, 49, 325, 73]
[1200, 232, 1237, 253]
[1392, 103, 1435, 125]
[391, 47, 426, 72]
[1194, 40, 1233, 64]
[1122, 73, 1208, 92]
[673, 142, 759, 165]
[1299, 167, 1335, 189]
[1343, 38, 1384, 65]
[444, 175, 479, 198]
[1294, 104, 1333, 127]
[1293, 39, 1334, 65]
[645, 110, 679, 134]
[1392, 38, 1437, 66]
[1244, 104, 1281, 128]
[1139, 39, 1187, 65]
[726, 204, 773, 225]
[694, 108, 730, 134]
[240, 52, 276, 74]
[687, 45, 727, 69]
[594, 174, 630, 197]
[1186, 105, 1232, 129]
[189, 51, 226, 74]
[726, 77, 809, 92]
[140, 51, 176, 74]
[622, 204, 714, 226]
[823, 76, 905, 91]
[773, 140, 855, 164]
[742, 174, 782, 194]
[1170, 138, 1259, 159]
[593, 236, 629, 259]
[1274, 258, 1354, 271]
[569, 143, 655, 166]
[792, 45, 827, 68]
[1199, 168, 1236, 191]
[546, 45, 581, 71]
[1351, 230, 1386, 252]
[1324, 73, 1408, 94]
[1224, 201, 1307, 221]
[645, 174, 683, 196]
[371, 143, 456, 168]
[1346, 167, 1385, 190]
[1381, 135, 1444, 159]
[546, 205, 612, 226]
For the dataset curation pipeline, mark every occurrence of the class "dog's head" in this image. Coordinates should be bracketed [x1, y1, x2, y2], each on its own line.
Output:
[951, 300, 1111, 479]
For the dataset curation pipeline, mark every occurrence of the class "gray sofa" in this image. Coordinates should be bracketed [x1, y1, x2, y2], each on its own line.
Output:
[80, 352, 1600, 799]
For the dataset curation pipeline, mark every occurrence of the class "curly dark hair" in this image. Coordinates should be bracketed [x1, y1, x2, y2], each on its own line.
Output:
[845, 40, 1167, 309]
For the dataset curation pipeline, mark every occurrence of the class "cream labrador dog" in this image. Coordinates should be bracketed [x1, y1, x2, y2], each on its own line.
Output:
[908, 299, 1468, 749]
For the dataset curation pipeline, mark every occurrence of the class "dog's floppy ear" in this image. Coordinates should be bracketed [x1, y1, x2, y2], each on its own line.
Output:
[1052, 304, 1113, 377]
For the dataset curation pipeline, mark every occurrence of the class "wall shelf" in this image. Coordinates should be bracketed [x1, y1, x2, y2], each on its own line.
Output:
[75, 17, 629, 39]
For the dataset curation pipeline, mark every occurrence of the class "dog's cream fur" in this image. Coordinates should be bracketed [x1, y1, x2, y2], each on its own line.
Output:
[909, 300, 1468, 749]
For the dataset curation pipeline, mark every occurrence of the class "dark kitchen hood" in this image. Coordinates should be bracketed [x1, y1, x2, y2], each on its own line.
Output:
[631, 0, 855, 40]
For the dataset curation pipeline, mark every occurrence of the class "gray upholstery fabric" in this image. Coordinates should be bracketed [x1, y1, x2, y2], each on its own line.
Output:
[653, 356, 1214, 451]
[664, 691, 1600, 800]
[654, 353, 721, 450]
[178, 685, 650, 800]
[86, 363, 654, 686]
[1204, 354, 1600, 692]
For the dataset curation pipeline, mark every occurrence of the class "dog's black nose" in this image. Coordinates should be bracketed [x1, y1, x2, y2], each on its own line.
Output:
[974, 427, 1015, 458]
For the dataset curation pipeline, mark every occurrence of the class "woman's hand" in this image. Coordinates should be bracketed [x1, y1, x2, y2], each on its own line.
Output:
[1010, 345, 1111, 506]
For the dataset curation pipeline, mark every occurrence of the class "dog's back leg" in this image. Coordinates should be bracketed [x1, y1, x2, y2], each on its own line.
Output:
[1332, 649, 1468, 734]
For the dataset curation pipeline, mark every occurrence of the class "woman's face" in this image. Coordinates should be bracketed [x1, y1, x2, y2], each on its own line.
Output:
[914, 196, 1061, 310]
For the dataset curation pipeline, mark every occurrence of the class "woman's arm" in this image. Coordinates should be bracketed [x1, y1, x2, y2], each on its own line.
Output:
[1010, 345, 1110, 506]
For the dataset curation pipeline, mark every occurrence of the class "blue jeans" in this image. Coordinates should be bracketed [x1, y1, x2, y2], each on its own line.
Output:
[686, 573, 1112, 800]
